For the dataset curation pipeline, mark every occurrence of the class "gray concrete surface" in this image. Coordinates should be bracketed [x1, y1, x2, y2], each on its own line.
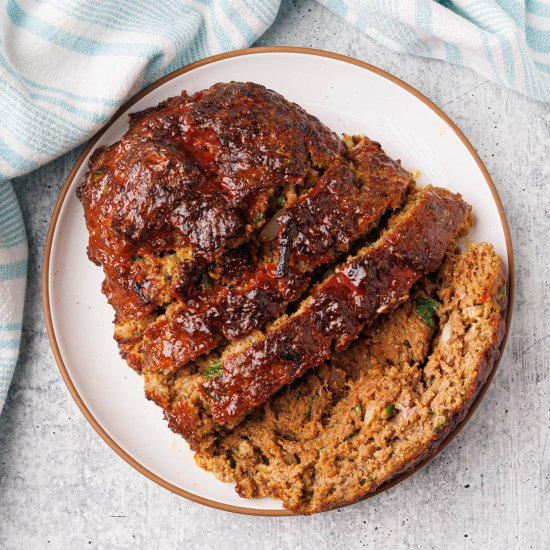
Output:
[1, 0, 549, 548]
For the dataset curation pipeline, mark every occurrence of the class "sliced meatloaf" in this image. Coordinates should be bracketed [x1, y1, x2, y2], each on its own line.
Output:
[135, 136, 413, 374]
[144, 185, 471, 450]
[194, 242, 508, 514]
[78, 82, 508, 516]
[78, 82, 416, 374]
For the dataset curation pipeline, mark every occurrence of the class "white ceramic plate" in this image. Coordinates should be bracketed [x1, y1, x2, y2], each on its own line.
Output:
[43, 48, 514, 515]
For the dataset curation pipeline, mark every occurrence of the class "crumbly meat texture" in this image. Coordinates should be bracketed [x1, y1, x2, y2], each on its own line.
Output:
[192, 243, 507, 514]
[144, 185, 471, 449]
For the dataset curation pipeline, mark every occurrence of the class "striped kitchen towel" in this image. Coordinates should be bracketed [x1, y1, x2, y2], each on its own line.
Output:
[1, 0, 549, 413]
[320, 0, 550, 101]
[0, 180, 27, 413]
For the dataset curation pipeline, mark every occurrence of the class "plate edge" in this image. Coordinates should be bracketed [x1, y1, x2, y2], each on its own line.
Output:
[41, 45, 516, 517]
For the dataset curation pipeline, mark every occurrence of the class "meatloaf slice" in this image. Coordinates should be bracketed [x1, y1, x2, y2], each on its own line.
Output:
[195, 242, 507, 514]
[144, 185, 471, 449]
[135, 136, 413, 374]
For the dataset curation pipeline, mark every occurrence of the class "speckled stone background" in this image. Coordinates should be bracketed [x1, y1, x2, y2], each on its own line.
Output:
[1, 1, 549, 548]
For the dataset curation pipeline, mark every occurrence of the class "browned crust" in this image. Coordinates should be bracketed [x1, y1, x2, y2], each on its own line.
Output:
[137, 138, 413, 374]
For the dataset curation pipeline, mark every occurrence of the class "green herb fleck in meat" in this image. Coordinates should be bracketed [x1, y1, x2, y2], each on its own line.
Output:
[92, 168, 105, 183]
[385, 403, 396, 419]
[201, 274, 213, 290]
[130, 255, 145, 264]
[353, 403, 363, 413]
[277, 195, 287, 207]
[415, 297, 440, 329]
[204, 361, 223, 379]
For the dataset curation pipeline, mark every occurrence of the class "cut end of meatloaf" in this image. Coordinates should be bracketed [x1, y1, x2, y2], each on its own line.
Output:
[193, 242, 507, 514]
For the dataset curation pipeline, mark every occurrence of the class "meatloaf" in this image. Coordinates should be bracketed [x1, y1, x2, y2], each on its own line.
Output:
[144, 184, 471, 450]
[78, 81, 507, 515]
[193, 242, 507, 513]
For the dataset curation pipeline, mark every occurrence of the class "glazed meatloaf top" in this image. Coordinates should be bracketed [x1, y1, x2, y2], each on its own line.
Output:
[79, 82, 416, 374]
[78, 82, 344, 323]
